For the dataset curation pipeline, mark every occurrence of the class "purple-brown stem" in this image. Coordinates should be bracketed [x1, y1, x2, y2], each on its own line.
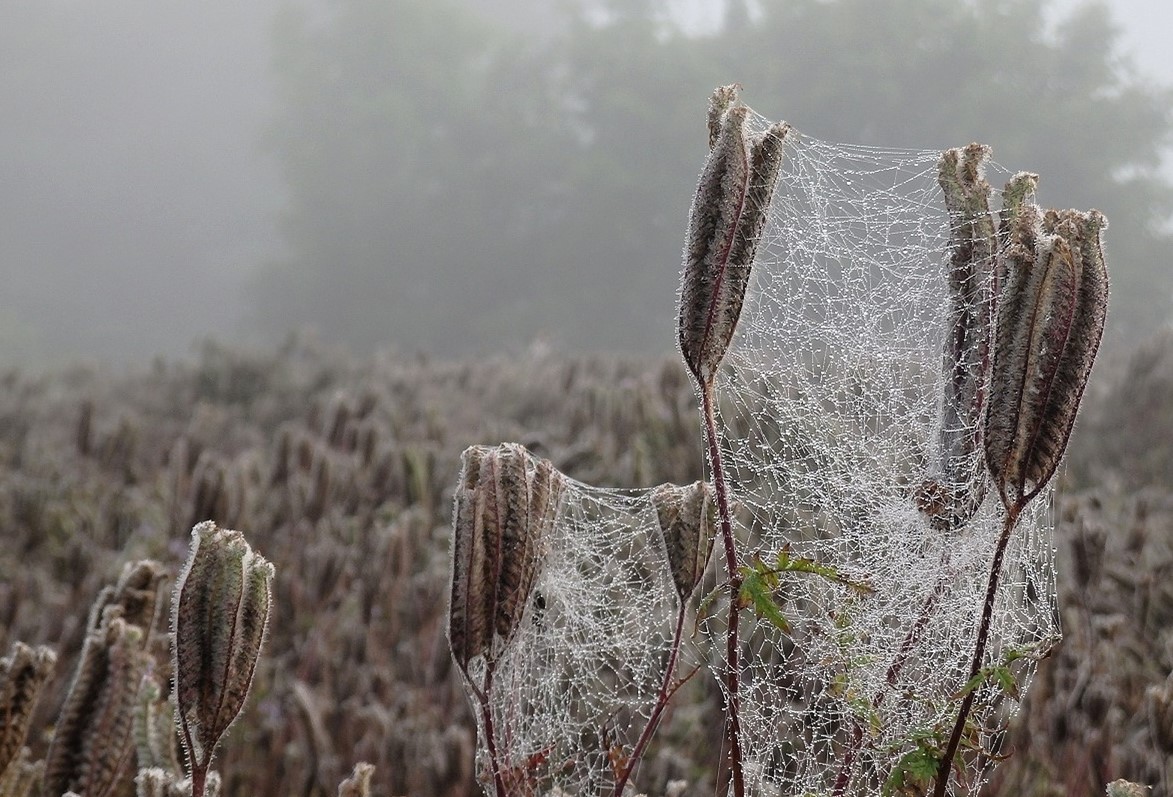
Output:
[932, 505, 1020, 797]
[701, 383, 746, 797]
[612, 602, 689, 797]
[472, 666, 509, 797]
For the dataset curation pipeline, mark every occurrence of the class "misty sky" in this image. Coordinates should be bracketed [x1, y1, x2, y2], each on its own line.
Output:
[2, 0, 1171, 368]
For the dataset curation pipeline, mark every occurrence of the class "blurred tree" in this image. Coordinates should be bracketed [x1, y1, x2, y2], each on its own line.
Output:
[256, 0, 1173, 355]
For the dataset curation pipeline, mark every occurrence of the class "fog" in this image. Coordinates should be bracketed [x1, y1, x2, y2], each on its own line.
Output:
[1, 0, 282, 366]
[3, 0, 1170, 368]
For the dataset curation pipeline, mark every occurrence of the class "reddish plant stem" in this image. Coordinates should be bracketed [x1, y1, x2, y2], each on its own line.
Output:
[701, 383, 746, 797]
[932, 505, 1020, 797]
[191, 767, 207, 797]
[475, 665, 509, 797]
[612, 602, 688, 797]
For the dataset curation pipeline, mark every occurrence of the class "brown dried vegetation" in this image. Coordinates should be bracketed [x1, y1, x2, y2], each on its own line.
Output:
[0, 329, 1168, 796]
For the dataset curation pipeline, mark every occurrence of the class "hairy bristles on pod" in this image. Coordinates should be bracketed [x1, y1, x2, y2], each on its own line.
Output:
[651, 481, 718, 601]
[135, 767, 222, 797]
[448, 443, 566, 673]
[680, 87, 791, 387]
[45, 612, 149, 797]
[337, 762, 376, 797]
[917, 144, 998, 531]
[999, 171, 1040, 236]
[985, 202, 1108, 512]
[707, 83, 741, 151]
[0, 642, 57, 776]
[172, 522, 274, 793]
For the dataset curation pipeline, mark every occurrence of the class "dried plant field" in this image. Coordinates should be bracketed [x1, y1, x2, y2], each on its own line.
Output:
[2, 333, 1171, 797]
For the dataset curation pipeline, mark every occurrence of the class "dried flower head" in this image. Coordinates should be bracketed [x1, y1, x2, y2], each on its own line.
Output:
[172, 522, 274, 797]
[651, 481, 718, 601]
[679, 87, 790, 387]
[985, 200, 1109, 512]
[448, 443, 566, 672]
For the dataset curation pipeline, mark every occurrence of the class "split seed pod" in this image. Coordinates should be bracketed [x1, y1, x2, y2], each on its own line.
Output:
[172, 522, 274, 790]
[651, 481, 718, 601]
[679, 86, 790, 386]
[985, 201, 1108, 512]
[448, 443, 566, 672]
[917, 144, 997, 530]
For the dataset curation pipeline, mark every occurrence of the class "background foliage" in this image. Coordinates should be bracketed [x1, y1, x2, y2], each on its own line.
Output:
[2, 336, 1172, 795]
[255, 0, 1173, 356]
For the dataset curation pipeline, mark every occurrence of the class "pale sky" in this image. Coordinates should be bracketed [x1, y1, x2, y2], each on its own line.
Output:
[1066, 0, 1173, 83]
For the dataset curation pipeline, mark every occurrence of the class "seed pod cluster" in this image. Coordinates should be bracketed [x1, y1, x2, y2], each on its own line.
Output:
[448, 443, 566, 671]
[651, 481, 718, 601]
[172, 522, 274, 793]
[679, 85, 791, 387]
[985, 198, 1109, 512]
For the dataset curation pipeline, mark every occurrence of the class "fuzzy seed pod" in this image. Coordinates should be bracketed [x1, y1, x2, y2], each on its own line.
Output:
[0, 747, 42, 797]
[985, 204, 1108, 512]
[679, 88, 790, 387]
[172, 522, 274, 793]
[337, 762, 376, 797]
[136, 767, 221, 797]
[651, 481, 718, 601]
[44, 611, 150, 797]
[135, 667, 181, 774]
[448, 443, 565, 671]
[88, 558, 169, 636]
[0, 642, 57, 777]
[707, 83, 741, 151]
[918, 144, 998, 530]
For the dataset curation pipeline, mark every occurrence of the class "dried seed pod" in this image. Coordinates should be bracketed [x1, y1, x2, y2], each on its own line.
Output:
[136, 768, 221, 797]
[918, 144, 998, 530]
[0, 747, 43, 797]
[87, 558, 169, 636]
[44, 611, 150, 797]
[172, 522, 273, 796]
[135, 667, 181, 773]
[985, 204, 1108, 511]
[448, 443, 565, 671]
[0, 642, 57, 776]
[999, 172, 1040, 237]
[707, 83, 741, 150]
[651, 481, 718, 601]
[336, 762, 376, 797]
[680, 89, 790, 386]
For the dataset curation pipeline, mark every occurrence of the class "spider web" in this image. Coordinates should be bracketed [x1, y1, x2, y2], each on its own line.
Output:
[457, 118, 1059, 797]
[705, 119, 1057, 796]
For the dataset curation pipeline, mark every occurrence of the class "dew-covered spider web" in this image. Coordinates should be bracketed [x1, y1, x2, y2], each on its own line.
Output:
[456, 117, 1059, 797]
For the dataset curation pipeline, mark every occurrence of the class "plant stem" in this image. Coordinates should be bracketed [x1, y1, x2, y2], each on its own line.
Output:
[476, 666, 509, 797]
[701, 383, 746, 797]
[612, 602, 688, 797]
[931, 506, 1020, 797]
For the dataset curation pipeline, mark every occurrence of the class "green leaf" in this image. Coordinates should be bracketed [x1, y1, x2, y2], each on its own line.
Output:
[774, 547, 874, 595]
[738, 567, 791, 633]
